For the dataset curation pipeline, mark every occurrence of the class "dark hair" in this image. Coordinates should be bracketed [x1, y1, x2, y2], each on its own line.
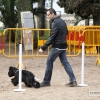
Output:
[47, 8, 56, 15]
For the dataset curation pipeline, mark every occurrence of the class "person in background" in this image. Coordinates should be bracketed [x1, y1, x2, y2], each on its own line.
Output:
[39, 8, 77, 87]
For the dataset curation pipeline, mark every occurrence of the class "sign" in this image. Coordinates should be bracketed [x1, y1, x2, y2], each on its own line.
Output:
[20, 11, 34, 50]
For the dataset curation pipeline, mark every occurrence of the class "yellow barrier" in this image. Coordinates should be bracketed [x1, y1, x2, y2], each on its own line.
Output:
[2, 26, 100, 59]
[0, 32, 5, 53]
[2, 28, 82, 58]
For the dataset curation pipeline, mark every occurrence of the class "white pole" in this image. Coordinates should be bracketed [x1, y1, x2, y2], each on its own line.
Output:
[14, 44, 26, 92]
[81, 42, 84, 84]
[78, 42, 88, 87]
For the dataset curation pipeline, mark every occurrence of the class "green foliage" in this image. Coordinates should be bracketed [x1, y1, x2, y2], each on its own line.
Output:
[57, 0, 100, 18]
[39, 30, 49, 40]
[0, 29, 4, 33]
[0, 0, 17, 28]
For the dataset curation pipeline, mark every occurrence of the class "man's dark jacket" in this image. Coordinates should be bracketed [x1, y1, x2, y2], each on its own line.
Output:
[41, 16, 68, 51]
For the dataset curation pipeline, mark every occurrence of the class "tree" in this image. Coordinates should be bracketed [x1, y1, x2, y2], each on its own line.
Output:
[31, 0, 46, 37]
[36, 0, 46, 28]
[31, 1, 46, 28]
[57, 0, 100, 25]
[0, 0, 18, 42]
[0, 0, 17, 28]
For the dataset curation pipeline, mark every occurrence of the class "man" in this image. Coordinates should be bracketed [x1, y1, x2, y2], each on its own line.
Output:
[39, 8, 77, 87]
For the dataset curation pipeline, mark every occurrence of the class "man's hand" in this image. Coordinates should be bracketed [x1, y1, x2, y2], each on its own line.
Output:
[39, 48, 43, 53]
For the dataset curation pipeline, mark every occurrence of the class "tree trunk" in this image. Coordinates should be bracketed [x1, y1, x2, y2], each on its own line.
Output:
[37, 0, 45, 28]
[93, 13, 100, 25]
[85, 19, 89, 26]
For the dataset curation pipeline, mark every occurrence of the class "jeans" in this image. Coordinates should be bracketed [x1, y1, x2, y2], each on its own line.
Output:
[43, 47, 76, 83]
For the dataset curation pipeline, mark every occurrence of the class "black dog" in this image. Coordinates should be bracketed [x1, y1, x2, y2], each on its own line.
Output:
[8, 66, 40, 88]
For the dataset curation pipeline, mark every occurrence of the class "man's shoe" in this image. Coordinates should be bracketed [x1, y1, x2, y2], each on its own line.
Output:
[65, 81, 77, 87]
[40, 82, 50, 87]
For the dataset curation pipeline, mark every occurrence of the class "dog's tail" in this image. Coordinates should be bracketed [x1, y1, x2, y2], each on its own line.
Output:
[34, 77, 40, 81]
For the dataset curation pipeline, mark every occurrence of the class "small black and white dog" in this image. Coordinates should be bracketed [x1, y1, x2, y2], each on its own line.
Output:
[8, 66, 40, 88]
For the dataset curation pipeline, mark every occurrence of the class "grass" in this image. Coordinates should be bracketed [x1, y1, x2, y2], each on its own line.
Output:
[0, 29, 4, 33]
[39, 30, 50, 40]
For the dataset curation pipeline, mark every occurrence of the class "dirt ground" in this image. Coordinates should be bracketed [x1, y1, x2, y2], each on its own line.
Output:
[0, 54, 100, 100]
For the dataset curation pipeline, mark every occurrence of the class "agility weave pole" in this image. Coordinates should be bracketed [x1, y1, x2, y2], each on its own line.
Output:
[78, 42, 88, 87]
[14, 44, 26, 92]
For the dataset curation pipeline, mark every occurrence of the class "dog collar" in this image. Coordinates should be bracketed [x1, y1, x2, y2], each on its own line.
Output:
[14, 70, 19, 74]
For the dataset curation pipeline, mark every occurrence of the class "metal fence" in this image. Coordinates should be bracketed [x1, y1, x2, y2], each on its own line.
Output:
[0, 26, 100, 58]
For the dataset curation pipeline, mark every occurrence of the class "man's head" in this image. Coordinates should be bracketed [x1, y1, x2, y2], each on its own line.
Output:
[46, 8, 56, 21]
